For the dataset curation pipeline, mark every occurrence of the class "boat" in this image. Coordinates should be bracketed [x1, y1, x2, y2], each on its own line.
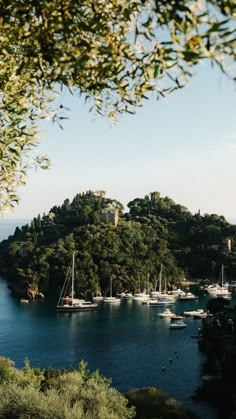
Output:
[133, 291, 149, 301]
[183, 309, 207, 318]
[192, 311, 208, 319]
[150, 265, 175, 301]
[119, 292, 133, 299]
[169, 320, 187, 329]
[171, 314, 184, 320]
[56, 253, 98, 312]
[93, 295, 104, 301]
[134, 273, 150, 301]
[149, 297, 175, 306]
[206, 265, 231, 299]
[168, 288, 186, 297]
[103, 277, 121, 304]
[158, 308, 175, 318]
[178, 292, 198, 300]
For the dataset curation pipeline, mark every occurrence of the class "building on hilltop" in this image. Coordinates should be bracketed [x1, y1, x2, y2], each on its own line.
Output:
[150, 192, 160, 202]
[94, 190, 106, 198]
[100, 202, 119, 226]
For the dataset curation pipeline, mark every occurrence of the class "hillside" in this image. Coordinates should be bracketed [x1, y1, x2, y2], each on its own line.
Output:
[0, 190, 235, 299]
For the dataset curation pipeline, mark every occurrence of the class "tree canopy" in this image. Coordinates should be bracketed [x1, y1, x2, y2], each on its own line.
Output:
[1, 190, 236, 299]
[0, 0, 235, 210]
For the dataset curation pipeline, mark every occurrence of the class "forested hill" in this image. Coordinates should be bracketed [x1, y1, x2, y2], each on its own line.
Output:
[0, 190, 236, 299]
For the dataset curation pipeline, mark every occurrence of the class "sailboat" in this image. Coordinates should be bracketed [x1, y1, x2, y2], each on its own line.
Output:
[103, 277, 121, 304]
[56, 253, 98, 312]
[134, 273, 150, 301]
[206, 264, 231, 299]
[149, 265, 175, 305]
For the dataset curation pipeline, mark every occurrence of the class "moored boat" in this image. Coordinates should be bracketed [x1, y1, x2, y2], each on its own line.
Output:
[103, 277, 121, 304]
[169, 320, 187, 329]
[178, 292, 198, 300]
[183, 309, 207, 318]
[56, 253, 98, 312]
[158, 308, 175, 318]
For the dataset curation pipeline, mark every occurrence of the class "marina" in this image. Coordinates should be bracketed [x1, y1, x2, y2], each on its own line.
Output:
[0, 276, 221, 419]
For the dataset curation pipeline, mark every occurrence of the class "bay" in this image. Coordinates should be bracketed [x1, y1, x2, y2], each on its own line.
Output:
[0, 276, 219, 419]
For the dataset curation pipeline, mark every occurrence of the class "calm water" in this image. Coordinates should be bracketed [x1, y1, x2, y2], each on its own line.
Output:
[0, 279, 220, 419]
[0, 220, 219, 418]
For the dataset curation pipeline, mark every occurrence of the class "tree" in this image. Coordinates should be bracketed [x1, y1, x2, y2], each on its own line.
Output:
[0, 357, 135, 418]
[0, 1, 235, 210]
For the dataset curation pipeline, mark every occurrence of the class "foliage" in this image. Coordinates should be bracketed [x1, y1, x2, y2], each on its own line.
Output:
[1, 190, 236, 297]
[198, 307, 236, 418]
[0, 192, 183, 297]
[0, 357, 135, 419]
[0, 356, 44, 388]
[0, 1, 235, 209]
[126, 387, 199, 418]
[206, 296, 230, 313]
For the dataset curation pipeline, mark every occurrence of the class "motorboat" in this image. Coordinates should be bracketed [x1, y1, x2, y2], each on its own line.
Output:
[171, 314, 184, 320]
[169, 320, 187, 329]
[178, 292, 198, 300]
[183, 309, 207, 318]
[158, 308, 175, 318]
[149, 297, 175, 306]
[93, 295, 104, 301]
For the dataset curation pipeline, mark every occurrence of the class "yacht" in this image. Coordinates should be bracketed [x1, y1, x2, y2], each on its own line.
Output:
[158, 308, 175, 318]
[149, 297, 175, 306]
[183, 309, 207, 318]
[133, 291, 149, 301]
[169, 320, 187, 329]
[178, 292, 198, 300]
[206, 265, 231, 299]
[56, 253, 98, 312]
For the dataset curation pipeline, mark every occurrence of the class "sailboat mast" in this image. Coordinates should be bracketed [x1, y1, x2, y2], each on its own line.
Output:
[159, 264, 162, 293]
[71, 252, 75, 304]
[110, 277, 112, 298]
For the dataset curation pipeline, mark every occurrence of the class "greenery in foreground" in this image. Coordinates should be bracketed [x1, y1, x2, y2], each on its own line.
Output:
[196, 299, 236, 419]
[0, 1, 235, 210]
[0, 191, 236, 298]
[0, 356, 198, 419]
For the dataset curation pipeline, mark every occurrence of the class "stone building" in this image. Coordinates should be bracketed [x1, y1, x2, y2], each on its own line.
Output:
[100, 203, 119, 226]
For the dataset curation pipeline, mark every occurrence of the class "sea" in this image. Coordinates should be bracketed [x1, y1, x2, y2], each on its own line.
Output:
[0, 219, 220, 419]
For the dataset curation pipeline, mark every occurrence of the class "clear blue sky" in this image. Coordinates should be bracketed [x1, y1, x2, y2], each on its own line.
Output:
[4, 63, 236, 222]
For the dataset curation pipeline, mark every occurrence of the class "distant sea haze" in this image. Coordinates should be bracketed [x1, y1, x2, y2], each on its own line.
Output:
[0, 219, 30, 242]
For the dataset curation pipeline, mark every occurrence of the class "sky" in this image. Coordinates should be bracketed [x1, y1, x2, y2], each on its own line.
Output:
[3, 62, 236, 222]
